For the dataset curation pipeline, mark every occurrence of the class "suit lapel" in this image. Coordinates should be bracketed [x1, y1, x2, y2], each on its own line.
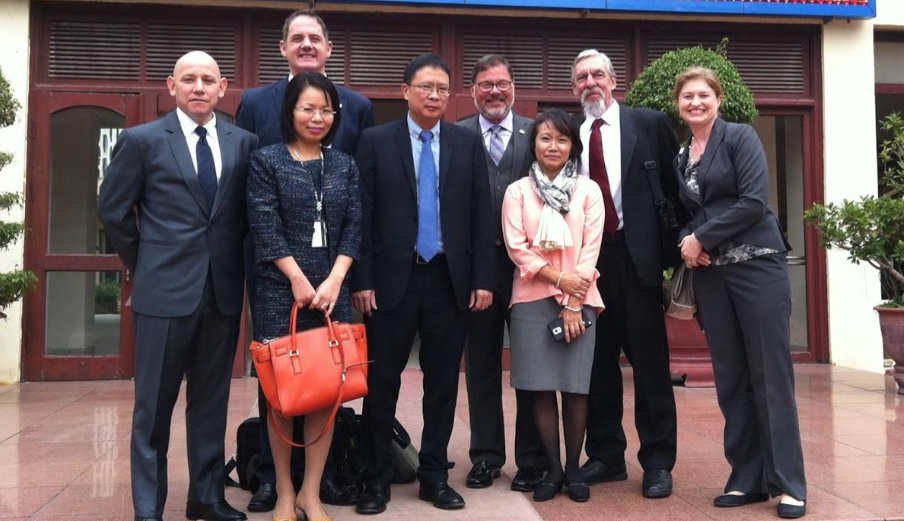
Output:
[210, 119, 235, 218]
[697, 118, 726, 187]
[619, 106, 637, 183]
[270, 79, 287, 121]
[439, 122, 453, 194]
[395, 121, 417, 200]
[164, 112, 209, 217]
[511, 116, 531, 178]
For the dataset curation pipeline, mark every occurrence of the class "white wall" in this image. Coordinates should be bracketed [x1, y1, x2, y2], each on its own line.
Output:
[822, 20, 884, 373]
[0, 0, 30, 384]
[875, 1, 904, 27]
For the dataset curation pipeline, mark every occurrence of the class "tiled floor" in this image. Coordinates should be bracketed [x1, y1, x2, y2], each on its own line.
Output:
[0, 365, 902, 520]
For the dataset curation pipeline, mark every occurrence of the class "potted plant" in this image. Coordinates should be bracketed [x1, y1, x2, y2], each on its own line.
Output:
[804, 111, 904, 395]
[0, 66, 36, 319]
[625, 38, 758, 387]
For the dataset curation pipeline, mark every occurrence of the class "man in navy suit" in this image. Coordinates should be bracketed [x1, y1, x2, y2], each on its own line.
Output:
[98, 51, 257, 521]
[352, 53, 494, 515]
[235, 9, 374, 513]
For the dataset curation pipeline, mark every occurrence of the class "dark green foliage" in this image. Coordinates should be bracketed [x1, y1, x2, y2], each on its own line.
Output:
[625, 38, 758, 127]
[804, 112, 904, 307]
[94, 281, 121, 314]
[0, 66, 35, 317]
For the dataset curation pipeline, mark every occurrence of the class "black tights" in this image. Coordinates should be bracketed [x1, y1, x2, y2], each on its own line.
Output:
[533, 391, 588, 484]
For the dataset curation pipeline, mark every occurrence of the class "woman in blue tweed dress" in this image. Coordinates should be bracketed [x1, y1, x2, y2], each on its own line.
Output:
[247, 73, 361, 521]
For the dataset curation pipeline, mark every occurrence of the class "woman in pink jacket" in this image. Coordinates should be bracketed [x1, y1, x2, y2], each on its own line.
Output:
[502, 108, 604, 503]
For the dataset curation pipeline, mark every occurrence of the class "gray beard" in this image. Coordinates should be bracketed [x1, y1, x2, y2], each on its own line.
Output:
[582, 99, 605, 119]
[474, 96, 514, 121]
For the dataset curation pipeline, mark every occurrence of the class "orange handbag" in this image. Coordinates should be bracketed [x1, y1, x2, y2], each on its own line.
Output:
[249, 303, 369, 448]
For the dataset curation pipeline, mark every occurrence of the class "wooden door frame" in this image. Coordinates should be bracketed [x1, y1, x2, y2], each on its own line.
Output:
[23, 91, 141, 380]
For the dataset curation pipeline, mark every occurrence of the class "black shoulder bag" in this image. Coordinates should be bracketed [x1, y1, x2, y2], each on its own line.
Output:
[643, 160, 682, 269]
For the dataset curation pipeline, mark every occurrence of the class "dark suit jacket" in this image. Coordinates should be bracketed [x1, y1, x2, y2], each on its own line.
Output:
[457, 113, 532, 246]
[580, 106, 681, 287]
[235, 78, 374, 153]
[674, 117, 788, 255]
[351, 119, 495, 312]
[97, 111, 258, 317]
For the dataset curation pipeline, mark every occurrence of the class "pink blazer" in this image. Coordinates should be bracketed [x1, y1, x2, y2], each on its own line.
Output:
[501, 176, 605, 311]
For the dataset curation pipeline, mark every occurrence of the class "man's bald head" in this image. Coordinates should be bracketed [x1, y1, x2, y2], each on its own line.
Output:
[167, 51, 227, 126]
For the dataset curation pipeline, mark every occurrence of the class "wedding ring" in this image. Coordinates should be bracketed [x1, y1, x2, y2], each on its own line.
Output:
[321, 303, 329, 310]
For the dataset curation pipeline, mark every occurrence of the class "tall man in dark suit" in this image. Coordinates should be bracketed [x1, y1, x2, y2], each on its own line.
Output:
[98, 51, 258, 521]
[571, 49, 681, 499]
[235, 10, 374, 512]
[456, 54, 546, 493]
[352, 54, 495, 515]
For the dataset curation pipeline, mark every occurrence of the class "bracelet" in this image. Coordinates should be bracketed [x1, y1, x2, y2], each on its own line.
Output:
[564, 305, 582, 312]
[555, 272, 564, 288]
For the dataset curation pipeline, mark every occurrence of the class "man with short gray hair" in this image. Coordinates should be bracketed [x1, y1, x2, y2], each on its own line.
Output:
[571, 49, 681, 499]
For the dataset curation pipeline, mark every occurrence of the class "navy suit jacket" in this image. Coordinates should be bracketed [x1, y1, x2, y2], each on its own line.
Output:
[97, 111, 258, 317]
[236, 78, 374, 153]
[351, 119, 495, 312]
[674, 117, 788, 255]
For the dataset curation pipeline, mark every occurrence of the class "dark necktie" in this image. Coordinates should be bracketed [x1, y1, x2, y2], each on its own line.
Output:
[416, 130, 440, 261]
[195, 126, 218, 212]
[589, 118, 620, 235]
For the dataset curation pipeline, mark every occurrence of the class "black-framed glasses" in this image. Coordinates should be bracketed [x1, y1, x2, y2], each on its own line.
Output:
[408, 83, 451, 97]
[475, 80, 513, 93]
[294, 106, 338, 118]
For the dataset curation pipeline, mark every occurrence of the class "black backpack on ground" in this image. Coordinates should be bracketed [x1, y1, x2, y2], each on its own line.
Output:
[225, 417, 261, 492]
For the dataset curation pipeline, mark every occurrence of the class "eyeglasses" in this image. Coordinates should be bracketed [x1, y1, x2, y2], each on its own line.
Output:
[408, 83, 451, 97]
[475, 80, 513, 93]
[574, 70, 610, 85]
[294, 106, 337, 118]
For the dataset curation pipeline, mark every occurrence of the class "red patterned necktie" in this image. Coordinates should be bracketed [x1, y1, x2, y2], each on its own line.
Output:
[589, 118, 620, 235]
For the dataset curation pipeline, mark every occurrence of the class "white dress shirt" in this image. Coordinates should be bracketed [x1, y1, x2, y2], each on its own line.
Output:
[176, 108, 223, 180]
[479, 110, 514, 152]
[579, 100, 623, 230]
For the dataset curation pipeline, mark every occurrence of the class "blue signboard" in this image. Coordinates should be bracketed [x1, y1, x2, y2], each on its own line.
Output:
[318, 0, 876, 19]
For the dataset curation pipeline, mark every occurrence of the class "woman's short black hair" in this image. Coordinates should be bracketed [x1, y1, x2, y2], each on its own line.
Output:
[280, 72, 342, 146]
[528, 108, 583, 167]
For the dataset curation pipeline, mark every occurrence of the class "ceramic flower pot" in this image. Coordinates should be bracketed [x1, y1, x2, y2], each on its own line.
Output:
[875, 305, 904, 395]
[665, 315, 715, 388]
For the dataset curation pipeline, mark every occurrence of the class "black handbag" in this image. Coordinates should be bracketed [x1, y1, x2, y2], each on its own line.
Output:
[643, 161, 682, 269]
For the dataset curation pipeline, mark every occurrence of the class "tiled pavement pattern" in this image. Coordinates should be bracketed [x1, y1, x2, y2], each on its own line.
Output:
[1, 365, 903, 520]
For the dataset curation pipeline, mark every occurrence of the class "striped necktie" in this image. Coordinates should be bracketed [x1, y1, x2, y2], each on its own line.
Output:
[488, 124, 505, 165]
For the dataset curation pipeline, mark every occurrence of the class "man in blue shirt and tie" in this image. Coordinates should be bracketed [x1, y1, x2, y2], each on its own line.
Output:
[351, 54, 495, 515]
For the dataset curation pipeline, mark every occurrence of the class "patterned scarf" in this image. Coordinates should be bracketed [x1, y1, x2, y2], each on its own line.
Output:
[529, 160, 577, 251]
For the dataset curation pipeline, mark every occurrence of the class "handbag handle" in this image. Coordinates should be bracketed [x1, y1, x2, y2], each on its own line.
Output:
[268, 308, 357, 449]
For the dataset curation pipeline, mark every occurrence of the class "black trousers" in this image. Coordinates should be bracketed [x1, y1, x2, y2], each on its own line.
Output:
[131, 275, 240, 517]
[362, 256, 467, 485]
[694, 254, 806, 500]
[464, 246, 545, 470]
[586, 234, 677, 471]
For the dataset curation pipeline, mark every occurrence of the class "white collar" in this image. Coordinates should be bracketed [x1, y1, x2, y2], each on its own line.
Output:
[478, 111, 514, 135]
[176, 108, 217, 138]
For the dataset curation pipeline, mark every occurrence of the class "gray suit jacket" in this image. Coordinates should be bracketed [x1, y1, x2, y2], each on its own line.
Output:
[674, 117, 788, 255]
[457, 113, 532, 245]
[98, 111, 259, 317]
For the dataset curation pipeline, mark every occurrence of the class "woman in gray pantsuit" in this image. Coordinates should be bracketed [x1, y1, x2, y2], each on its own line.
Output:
[672, 67, 806, 519]
[502, 109, 604, 503]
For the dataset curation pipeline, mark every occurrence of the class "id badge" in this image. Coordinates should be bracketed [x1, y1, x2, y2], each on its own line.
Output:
[312, 218, 327, 248]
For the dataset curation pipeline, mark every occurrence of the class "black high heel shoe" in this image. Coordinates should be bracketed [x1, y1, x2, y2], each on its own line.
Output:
[532, 473, 565, 502]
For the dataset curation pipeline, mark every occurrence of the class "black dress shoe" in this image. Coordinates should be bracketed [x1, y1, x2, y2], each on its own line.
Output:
[580, 459, 628, 484]
[186, 499, 247, 521]
[642, 469, 673, 498]
[418, 481, 465, 510]
[565, 481, 590, 502]
[135, 517, 163, 521]
[714, 492, 770, 507]
[778, 499, 807, 519]
[511, 467, 545, 492]
[247, 482, 278, 512]
[466, 461, 501, 489]
[355, 483, 390, 515]
[321, 474, 363, 505]
[532, 474, 564, 502]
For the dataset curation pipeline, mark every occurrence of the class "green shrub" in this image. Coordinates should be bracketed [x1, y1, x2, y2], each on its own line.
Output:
[94, 280, 121, 314]
[625, 38, 758, 127]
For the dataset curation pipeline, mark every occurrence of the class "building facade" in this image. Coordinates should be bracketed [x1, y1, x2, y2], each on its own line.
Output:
[0, 0, 898, 382]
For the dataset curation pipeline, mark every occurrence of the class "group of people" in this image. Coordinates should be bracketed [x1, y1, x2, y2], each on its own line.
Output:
[96, 8, 808, 521]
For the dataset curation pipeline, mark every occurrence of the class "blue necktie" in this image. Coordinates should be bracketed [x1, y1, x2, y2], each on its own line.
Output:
[416, 130, 440, 262]
[488, 125, 505, 165]
[195, 126, 218, 212]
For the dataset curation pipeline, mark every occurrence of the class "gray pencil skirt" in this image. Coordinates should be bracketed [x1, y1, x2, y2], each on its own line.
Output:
[509, 296, 596, 394]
